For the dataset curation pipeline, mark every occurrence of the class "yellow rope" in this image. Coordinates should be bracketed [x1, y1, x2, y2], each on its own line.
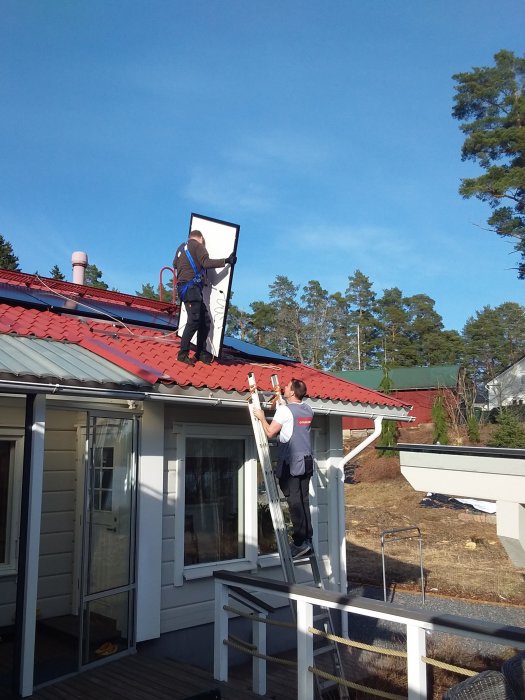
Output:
[308, 626, 407, 658]
[422, 657, 478, 677]
[309, 666, 406, 700]
[224, 607, 478, 680]
[223, 605, 296, 629]
[224, 638, 297, 667]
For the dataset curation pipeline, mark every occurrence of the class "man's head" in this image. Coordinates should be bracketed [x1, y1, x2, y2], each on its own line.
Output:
[285, 378, 307, 400]
[189, 230, 205, 246]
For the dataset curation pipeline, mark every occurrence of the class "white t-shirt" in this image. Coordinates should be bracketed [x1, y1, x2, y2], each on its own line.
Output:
[273, 404, 294, 443]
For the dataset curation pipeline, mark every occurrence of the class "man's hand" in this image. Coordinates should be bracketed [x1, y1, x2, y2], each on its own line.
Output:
[253, 407, 265, 421]
[225, 253, 237, 265]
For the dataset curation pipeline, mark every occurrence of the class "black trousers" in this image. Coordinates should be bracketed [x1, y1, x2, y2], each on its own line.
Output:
[279, 458, 313, 546]
[179, 286, 211, 355]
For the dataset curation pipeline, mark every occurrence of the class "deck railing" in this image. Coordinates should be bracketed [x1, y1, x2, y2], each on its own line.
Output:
[213, 570, 525, 700]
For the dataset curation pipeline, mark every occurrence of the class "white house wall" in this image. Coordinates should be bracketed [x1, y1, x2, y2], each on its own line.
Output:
[487, 358, 525, 407]
[0, 397, 26, 627]
[37, 408, 81, 620]
[159, 404, 337, 634]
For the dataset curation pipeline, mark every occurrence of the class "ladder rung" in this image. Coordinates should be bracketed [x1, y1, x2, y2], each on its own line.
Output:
[313, 644, 336, 657]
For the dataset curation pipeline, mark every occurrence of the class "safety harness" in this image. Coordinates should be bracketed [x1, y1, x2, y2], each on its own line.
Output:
[176, 243, 205, 301]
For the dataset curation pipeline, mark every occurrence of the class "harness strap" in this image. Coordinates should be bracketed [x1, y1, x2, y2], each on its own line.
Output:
[177, 243, 205, 301]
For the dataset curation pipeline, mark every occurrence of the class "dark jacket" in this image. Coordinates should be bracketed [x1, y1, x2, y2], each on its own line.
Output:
[174, 238, 226, 285]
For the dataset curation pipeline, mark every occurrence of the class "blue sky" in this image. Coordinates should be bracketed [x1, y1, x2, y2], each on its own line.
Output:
[1, 1, 524, 332]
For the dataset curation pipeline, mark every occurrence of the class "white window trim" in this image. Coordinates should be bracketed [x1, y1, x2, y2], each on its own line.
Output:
[172, 423, 257, 586]
[0, 429, 24, 577]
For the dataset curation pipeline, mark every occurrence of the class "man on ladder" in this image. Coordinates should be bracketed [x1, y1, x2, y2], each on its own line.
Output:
[253, 377, 314, 558]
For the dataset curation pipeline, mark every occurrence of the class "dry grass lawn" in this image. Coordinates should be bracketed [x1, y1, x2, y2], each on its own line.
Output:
[344, 425, 525, 604]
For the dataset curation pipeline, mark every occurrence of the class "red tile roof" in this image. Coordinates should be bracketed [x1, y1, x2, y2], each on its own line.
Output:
[0, 272, 408, 409]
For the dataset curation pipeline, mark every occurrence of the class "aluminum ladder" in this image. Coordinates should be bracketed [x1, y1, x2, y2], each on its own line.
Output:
[247, 372, 349, 699]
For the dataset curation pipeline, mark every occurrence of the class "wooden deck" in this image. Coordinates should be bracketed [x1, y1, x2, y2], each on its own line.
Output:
[0, 651, 297, 700]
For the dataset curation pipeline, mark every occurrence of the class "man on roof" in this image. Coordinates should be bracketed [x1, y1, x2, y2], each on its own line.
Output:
[253, 378, 314, 559]
[174, 229, 236, 365]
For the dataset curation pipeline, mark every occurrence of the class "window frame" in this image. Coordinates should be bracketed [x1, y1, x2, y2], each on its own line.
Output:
[173, 424, 257, 585]
[0, 430, 24, 577]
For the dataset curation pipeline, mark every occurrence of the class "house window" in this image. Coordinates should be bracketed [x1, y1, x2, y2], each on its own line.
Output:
[0, 438, 22, 574]
[92, 446, 114, 511]
[184, 437, 245, 565]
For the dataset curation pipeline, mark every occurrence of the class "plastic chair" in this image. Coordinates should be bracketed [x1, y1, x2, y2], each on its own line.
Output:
[443, 670, 517, 699]
[502, 651, 525, 699]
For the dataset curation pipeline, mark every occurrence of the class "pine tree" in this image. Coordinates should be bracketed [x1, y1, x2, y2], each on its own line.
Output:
[432, 394, 449, 445]
[84, 264, 109, 290]
[377, 366, 399, 455]
[0, 235, 20, 271]
[488, 409, 525, 448]
[50, 265, 66, 280]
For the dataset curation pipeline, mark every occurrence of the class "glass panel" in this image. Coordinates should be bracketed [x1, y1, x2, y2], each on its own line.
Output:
[0, 441, 11, 563]
[256, 460, 291, 555]
[82, 591, 131, 664]
[184, 438, 245, 565]
[87, 418, 134, 594]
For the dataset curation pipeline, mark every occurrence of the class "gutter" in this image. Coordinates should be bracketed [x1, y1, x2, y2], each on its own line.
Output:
[0, 379, 148, 401]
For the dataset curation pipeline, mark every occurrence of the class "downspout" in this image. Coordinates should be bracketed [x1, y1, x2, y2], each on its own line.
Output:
[338, 415, 383, 637]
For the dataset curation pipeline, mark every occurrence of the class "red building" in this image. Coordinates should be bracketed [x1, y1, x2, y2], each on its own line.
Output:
[333, 365, 461, 430]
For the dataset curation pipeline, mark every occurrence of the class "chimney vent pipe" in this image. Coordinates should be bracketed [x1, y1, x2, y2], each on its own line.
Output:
[72, 252, 88, 285]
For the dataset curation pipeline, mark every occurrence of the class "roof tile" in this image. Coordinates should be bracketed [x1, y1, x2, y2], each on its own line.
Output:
[0, 278, 408, 410]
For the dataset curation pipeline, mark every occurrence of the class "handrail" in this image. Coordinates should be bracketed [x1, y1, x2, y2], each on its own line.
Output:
[213, 570, 525, 700]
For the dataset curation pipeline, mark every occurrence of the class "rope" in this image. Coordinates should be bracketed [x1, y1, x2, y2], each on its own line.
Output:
[223, 605, 296, 629]
[422, 657, 478, 677]
[308, 666, 406, 700]
[308, 626, 407, 659]
[224, 638, 297, 667]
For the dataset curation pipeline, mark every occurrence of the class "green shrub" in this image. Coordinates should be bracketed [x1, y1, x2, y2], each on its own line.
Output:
[488, 409, 525, 448]
[432, 394, 449, 445]
[467, 415, 481, 443]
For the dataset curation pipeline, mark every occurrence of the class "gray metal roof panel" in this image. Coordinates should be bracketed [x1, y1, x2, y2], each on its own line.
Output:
[0, 335, 147, 387]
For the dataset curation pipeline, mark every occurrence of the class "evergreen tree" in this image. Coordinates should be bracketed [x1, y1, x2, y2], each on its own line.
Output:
[300, 279, 332, 368]
[268, 276, 302, 360]
[0, 234, 20, 271]
[377, 366, 399, 455]
[84, 264, 109, 290]
[432, 394, 449, 445]
[488, 409, 525, 448]
[376, 287, 416, 366]
[346, 270, 379, 369]
[452, 50, 525, 277]
[325, 291, 351, 371]
[50, 265, 66, 281]
[248, 301, 278, 351]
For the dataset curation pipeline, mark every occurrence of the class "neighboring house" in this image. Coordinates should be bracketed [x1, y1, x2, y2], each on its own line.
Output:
[0, 269, 411, 697]
[333, 365, 461, 430]
[486, 356, 525, 409]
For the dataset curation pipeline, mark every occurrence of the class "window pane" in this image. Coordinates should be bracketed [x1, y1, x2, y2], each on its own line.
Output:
[184, 438, 245, 565]
[257, 461, 291, 555]
[0, 442, 11, 564]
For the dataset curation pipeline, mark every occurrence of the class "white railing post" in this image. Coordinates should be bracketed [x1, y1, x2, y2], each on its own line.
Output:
[214, 578, 230, 682]
[406, 623, 427, 700]
[252, 610, 267, 695]
[297, 599, 314, 700]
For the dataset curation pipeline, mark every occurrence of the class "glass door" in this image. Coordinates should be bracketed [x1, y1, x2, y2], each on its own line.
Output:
[81, 415, 137, 665]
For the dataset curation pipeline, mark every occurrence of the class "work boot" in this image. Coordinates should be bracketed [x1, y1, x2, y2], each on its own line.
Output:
[177, 351, 195, 366]
[196, 350, 214, 364]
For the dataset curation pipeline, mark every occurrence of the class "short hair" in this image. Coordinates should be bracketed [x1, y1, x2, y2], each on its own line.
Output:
[291, 378, 307, 400]
[189, 229, 203, 240]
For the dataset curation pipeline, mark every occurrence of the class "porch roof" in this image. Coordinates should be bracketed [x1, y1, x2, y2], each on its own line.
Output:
[0, 334, 148, 388]
[0, 272, 411, 414]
